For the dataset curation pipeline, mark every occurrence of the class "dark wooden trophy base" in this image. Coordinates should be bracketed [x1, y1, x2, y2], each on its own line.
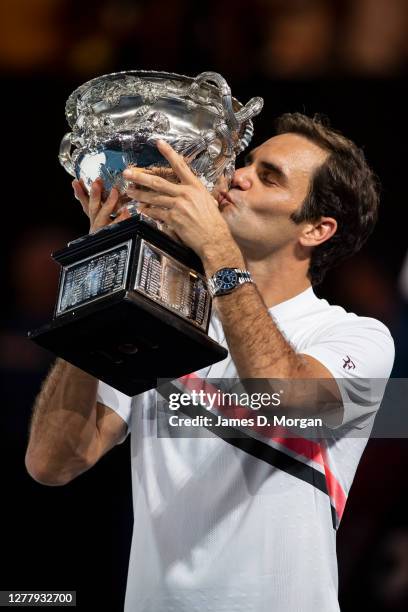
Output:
[28, 215, 228, 396]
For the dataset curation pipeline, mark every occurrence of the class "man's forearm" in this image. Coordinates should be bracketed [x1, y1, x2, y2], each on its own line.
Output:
[212, 283, 305, 379]
[26, 359, 100, 483]
[201, 245, 306, 379]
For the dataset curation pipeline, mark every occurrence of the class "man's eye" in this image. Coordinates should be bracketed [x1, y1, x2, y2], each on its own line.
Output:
[262, 174, 276, 185]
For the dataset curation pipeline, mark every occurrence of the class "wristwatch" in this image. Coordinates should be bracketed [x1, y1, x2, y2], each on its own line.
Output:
[207, 267, 254, 297]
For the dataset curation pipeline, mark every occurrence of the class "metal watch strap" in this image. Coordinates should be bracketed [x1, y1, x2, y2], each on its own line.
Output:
[235, 270, 253, 285]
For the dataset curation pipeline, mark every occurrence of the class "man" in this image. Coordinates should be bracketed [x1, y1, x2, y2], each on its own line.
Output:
[26, 113, 394, 611]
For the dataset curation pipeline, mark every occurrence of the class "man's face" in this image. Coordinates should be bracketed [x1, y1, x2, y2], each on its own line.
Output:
[217, 133, 329, 258]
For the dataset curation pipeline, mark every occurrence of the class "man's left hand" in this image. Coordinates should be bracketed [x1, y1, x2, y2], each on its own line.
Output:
[123, 140, 240, 264]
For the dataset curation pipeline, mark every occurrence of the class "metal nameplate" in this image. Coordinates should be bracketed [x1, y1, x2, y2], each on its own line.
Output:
[134, 239, 210, 330]
[56, 240, 132, 315]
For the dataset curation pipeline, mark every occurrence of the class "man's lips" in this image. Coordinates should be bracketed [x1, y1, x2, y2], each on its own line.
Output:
[217, 190, 236, 209]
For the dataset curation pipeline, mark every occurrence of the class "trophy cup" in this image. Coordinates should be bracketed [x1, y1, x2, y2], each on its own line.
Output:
[28, 70, 263, 396]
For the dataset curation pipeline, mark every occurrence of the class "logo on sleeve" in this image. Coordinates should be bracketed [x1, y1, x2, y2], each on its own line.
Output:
[342, 356, 356, 370]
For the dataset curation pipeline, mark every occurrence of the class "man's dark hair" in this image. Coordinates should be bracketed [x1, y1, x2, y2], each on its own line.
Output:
[275, 112, 380, 285]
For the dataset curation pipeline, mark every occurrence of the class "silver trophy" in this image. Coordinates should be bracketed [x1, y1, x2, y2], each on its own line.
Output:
[59, 69, 263, 201]
[29, 70, 263, 395]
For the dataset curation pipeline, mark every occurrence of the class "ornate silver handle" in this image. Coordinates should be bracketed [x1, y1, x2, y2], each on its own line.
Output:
[234, 97, 264, 125]
[190, 71, 239, 131]
[190, 71, 263, 139]
[234, 97, 264, 154]
[59, 132, 76, 177]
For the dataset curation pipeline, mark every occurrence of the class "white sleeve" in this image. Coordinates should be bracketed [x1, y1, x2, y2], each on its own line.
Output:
[96, 380, 133, 443]
[301, 316, 395, 428]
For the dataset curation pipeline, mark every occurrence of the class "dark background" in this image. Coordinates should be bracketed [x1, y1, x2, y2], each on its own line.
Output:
[1, 0, 408, 610]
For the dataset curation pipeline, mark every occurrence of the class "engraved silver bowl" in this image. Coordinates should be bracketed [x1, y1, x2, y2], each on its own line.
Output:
[59, 70, 263, 197]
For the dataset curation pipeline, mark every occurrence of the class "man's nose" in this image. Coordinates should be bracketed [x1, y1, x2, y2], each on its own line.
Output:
[231, 167, 252, 190]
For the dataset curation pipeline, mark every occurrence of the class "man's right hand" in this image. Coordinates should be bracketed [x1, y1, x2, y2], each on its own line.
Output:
[72, 178, 130, 233]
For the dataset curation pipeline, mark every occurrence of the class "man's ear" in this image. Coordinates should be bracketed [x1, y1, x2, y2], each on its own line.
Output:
[299, 216, 337, 248]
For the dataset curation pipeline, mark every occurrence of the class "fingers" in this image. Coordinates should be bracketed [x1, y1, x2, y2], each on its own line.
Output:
[72, 177, 129, 236]
[90, 187, 119, 232]
[72, 179, 90, 216]
[156, 139, 198, 185]
[88, 179, 104, 220]
[138, 203, 182, 241]
[111, 206, 131, 225]
[138, 203, 170, 225]
[72, 170, 181, 236]
[125, 186, 175, 208]
[123, 167, 180, 196]
[72, 178, 103, 219]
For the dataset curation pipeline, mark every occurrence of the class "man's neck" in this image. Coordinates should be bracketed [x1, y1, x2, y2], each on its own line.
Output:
[244, 251, 312, 309]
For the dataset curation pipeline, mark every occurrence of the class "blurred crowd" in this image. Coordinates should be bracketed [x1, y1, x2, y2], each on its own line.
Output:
[1, 0, 408, 78]
[0, 1, 408, 611]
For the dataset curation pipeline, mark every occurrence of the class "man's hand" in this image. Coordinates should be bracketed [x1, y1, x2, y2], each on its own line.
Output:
[123, 140, 245, 273]
[72, 178, 129, 233]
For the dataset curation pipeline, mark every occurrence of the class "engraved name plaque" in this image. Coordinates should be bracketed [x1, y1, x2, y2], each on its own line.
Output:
[135, 240, 210, 330]
[57, 241, 131, 315]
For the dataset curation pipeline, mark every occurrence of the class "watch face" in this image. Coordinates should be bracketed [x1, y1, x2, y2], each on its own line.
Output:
[215, 268, 238, 291]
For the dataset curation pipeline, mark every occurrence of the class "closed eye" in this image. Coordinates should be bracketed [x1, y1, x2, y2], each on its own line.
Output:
[260, 173, 277, 186]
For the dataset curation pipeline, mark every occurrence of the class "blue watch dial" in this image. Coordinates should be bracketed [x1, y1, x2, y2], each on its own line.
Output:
[215, 269, 238, 290]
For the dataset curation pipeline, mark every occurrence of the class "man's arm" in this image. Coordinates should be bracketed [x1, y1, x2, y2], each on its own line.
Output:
[25, 176, 131, 485]
[201, 248, 331, 380]
[25, 359, 127, 486]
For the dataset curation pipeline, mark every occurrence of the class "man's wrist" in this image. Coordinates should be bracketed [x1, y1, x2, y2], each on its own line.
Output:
[200, 240, 245, 277]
